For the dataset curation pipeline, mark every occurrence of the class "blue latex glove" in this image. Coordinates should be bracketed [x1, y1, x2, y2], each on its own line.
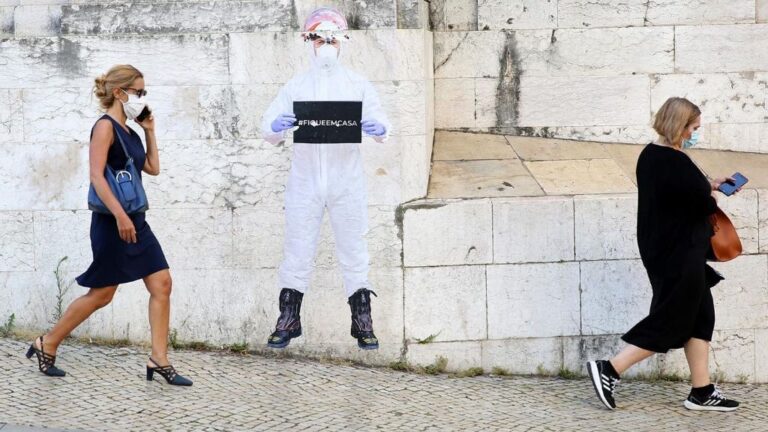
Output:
[361, 120, 386, 137]
[271, 113, 296, 133]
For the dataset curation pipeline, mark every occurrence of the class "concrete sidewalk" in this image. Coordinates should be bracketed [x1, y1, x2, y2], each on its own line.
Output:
[1, 338, 765, 431]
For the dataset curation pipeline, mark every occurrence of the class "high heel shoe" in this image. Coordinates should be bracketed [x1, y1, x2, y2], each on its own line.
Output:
[25, 336, 66, 377]
[146, 357, 193, 386]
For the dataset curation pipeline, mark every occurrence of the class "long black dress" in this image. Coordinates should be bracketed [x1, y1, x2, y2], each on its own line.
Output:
[76, 115, 169, 288]
[622, 143, 723, 353]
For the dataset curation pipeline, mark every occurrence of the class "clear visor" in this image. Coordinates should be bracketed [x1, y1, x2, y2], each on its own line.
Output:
[302, 29, 350, 44]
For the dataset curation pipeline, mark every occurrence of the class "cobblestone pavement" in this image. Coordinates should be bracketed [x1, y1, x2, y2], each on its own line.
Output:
[1, 338, 766, 431]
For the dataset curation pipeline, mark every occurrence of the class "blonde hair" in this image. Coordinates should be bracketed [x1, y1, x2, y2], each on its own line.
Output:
[93, 64, 143, 110]
[653, 97, 701, 148]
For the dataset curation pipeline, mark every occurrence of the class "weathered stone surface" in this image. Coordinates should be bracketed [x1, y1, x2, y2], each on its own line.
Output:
[232, 206, 284, 270]
[33, 210, 92, 275]
[708, 123, 768, 154]
[0, 212, 34, 272]
[580, 260, 653, 336]
[429, 0, 477, 31]
[557, 0, 648, 28]
[61, 1, 295, 35]
[0, 89, 24, 143]
[374, 80, 428, 137]
[503, 125, 655, 146]
[13, 4, 60, 36]
[477, 0, 557, 30]
[525, 160, 636, 195]
[199, 85, 281, 140]
[647, 0, 755, 26]
[563, 335, 659, 378]
[397, 134, 431, 202]
[676, 24, 768, 74]
[144, 86, 200, 141]
[473, 78, 502, 128]
[492, 197, 574, 264]
[294, 0, 397, 30]
[574, 195, 638, 261]
[715, 189, 759, 254]
[651, 73, 768, 124]
[482, 337, 562, 375]
[361, 137, 403, 206]
[760, 0, 768, 23]
[508, 136, 609, 161]
[434, 78, 475, 128]
[761, 190, 768, 253]
[407, 341, 482, 372]
[225, 139, 292, 208]
[663, 330, 756, 382]
[428, 159, 544, 199]
[148, 208, 233, 271]
[230, 30, 430, 84]
[519, 75, 650, 127]
[433, 131, 516, 160]
[22, 87, 99, 143]
[0, 6, 13, 36]
[396, 0, 426, 29]
[486, 262, 580, 338]
[0, 142, 89, 211]
[0, 34, 230, 89]
[404, 265, 486, 342]
[757, 329, 768, 382]
[403, 199, 492, 266]
[710, 255, 768, 331]
[0, 271, 55, 330]
[434, 31, 506, 79]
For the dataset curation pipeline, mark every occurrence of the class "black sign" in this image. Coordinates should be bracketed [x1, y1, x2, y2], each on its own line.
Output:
[293, 101, 362, 144]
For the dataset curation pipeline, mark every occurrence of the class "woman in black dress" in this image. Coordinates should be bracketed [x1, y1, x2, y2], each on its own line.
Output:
[587, 97, 738, 411]
[26, 65, 191, 386]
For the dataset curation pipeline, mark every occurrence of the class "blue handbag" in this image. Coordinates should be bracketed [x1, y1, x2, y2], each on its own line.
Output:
[87, 124, 149, 215]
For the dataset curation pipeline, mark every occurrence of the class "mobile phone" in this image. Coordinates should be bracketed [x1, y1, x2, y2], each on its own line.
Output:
[718, 172, 748, 196]
[135, 106, 152, 123]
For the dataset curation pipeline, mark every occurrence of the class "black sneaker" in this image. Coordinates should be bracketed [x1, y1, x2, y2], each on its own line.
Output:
[684, 387, 740, 412]
[587, 360, 619, 410]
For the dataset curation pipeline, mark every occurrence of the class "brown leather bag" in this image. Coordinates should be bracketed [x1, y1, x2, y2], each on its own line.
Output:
[710, 207, 742, 262]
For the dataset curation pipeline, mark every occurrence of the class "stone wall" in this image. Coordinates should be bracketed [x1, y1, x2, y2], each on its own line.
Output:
[431, 0, 768, 153]
[0, 0, 433, 364]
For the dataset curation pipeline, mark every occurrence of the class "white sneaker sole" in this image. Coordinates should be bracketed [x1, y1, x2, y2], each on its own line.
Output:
[683, 400, 738, 412]
[587, 361, 615, 410]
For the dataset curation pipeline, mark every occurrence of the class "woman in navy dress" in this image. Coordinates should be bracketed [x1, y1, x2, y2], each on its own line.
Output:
[26, 65, 191, 386]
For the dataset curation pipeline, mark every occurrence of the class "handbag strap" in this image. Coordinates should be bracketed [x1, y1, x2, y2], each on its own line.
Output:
[111, 122, 134, 166]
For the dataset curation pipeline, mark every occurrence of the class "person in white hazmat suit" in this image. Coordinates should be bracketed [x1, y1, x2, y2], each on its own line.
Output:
[261, 7, 390, 350]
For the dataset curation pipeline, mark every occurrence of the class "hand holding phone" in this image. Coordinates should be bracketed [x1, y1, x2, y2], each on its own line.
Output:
[717, 172, 748, 196]
[135, 106, 152, 123]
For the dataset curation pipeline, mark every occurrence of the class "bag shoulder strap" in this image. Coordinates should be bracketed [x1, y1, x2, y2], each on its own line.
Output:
[94, 115, 133, 165]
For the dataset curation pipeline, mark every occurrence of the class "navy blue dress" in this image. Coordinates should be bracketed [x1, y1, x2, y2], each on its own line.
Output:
[76, 115, 169, 288]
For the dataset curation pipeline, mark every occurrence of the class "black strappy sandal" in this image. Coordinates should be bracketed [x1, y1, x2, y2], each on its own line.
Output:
[26, 336, 66, 377]
[146, 357, 193, 386]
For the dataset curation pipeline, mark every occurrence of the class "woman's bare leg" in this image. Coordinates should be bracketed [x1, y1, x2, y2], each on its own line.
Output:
[42, 286, 118, 354]
[144, 270, 172, 366]
[610, 344, 655, 375]
[684, 338, 711, 388]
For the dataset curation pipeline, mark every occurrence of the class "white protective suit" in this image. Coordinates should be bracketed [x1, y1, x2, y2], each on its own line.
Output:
[261, 61, 390, 297]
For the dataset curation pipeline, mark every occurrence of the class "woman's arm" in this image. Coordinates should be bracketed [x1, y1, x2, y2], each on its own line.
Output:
[90, 120, 137, 243]
[139, 114, 160, 176]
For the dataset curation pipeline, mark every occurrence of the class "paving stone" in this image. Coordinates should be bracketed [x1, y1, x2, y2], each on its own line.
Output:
[525, 159, 636, 196]
[433, 131, 517, 161]
[428, 160, 543, 199]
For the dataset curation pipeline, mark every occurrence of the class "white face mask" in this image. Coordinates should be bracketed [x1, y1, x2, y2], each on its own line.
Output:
[120, 90, 147, 120]
[313, 44, 340, 71]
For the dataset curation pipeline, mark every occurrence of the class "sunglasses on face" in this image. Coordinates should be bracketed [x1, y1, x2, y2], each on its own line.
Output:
[121, 87, 147, 98]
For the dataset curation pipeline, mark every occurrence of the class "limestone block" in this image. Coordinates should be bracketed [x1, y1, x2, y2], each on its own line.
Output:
[230, 30, 429, 85]
[507, 125, 654, 146]
[651, 73, 768, 124]
[429, 0, 477, 31]
[715, 189, 759, 254]
[396, 0, 426, 29]
[13, 4, 60, 36]
[434, 31, 506, 79]
[676, 25, 768, 73]
[0, 7, 13, 36]
[434, 78, 475, 129]
[581, 260, 653, 336]
[61, 1, 295, 35]
[0, 212, 34, 271]
[761, 190, 768, 253]
[563, 335, 659, 378]
[0, 34, 230, 89]
[428, 159, 544, 199]
[474, 78, 501, 129]
[404, 266, 486, 342]
[199, 85, 282, 140]
[22, 87, 99, 143]
[373, 80, 427, 137]
[710, 255, 768, 331]
[557, 0, 647, 28]
[547, 27, 674, 76]
[224, 139, 291, 208]
[407, 341, 482, 372]
[362, 136, 403, 206]
[647, 0, 755, 26]
[0, 271, 57, 330]
[519, 75, 650, 127]
[232, 206, 285, 270]
[486, 262, 580, 338]
[293, 0, 397, 30]
[139, 86, 199, 141]
[434, 131, 516, 161]
[575, 195, 639, 261]
[148, 208, 233, 271]
[661, 330, 756, 382]
[33, 210, 92, 274]
[0, 142, 89, 211]
[526, 159, 636, 195]
[481, 338, 563, 375]
[760, 0, 768, 23]
[0, 89, 24, 143]
[143, 140, 232, 209]
[403, 199, 492, 266]
[756, 329, 768, 382]
[492, 197, 574, 264]
[709, 123, 768, 154]
[399, 135, 430, 202]
[477, 0, 557, 30]
[508, 137, 609, 161]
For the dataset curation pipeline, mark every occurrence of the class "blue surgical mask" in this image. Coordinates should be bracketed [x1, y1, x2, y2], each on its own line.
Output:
[683, 130, 700, 149]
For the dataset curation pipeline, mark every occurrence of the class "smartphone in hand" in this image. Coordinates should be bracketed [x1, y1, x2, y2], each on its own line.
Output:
[718, 172, 748, 196]
[135, 106, 152, 123]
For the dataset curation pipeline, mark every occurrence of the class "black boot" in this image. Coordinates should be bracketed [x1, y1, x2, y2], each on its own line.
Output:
[348, 288, 379, 350]
[267, 288, 304, 349]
